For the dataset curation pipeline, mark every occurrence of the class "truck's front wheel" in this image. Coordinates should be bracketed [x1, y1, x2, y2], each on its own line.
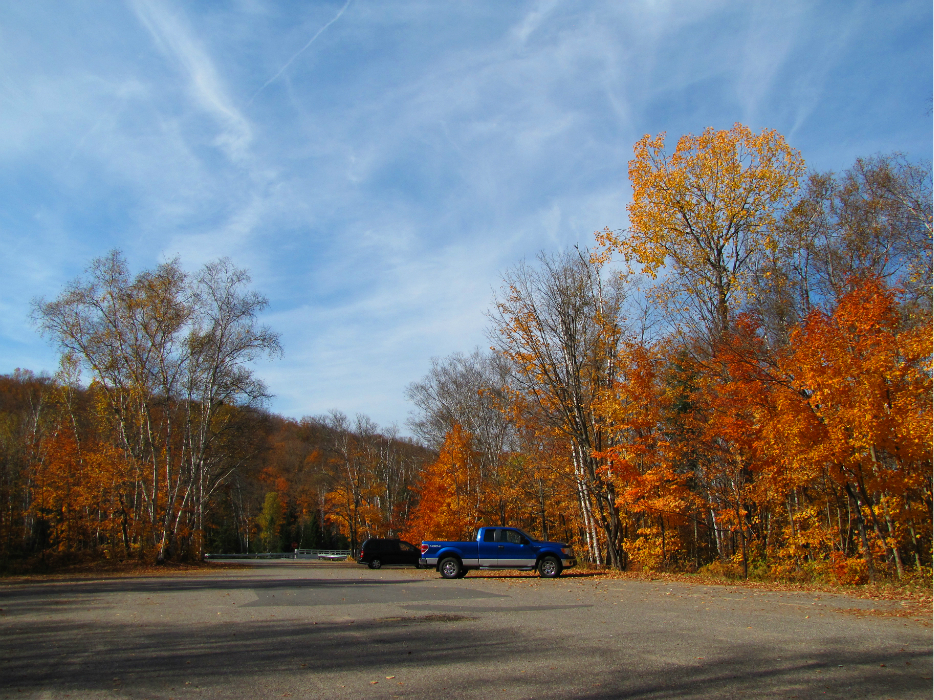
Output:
[538, 556, 561, 578]
[439, 557, 462, 579]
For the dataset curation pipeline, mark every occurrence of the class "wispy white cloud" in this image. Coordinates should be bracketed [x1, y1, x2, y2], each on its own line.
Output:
[735, 4, 800, 124]
[510, 0, 561, 45]
[130, 0, 252, 161]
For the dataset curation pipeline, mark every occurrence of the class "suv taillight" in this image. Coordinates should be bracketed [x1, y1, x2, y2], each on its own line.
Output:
[420, 543, 429, 555]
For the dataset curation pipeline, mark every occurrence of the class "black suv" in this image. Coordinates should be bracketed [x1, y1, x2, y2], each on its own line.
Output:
[357, 538, 420, 569]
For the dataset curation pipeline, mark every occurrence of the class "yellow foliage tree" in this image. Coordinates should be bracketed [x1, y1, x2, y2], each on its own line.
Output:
[597, 123, 805, 340]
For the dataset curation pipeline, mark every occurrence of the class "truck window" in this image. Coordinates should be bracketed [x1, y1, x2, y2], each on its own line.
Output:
[504, 530, 524, 545]
[483, 529, 497, 542]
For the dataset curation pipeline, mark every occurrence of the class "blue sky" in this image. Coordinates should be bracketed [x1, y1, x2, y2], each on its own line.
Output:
[1, 0, 931, 430]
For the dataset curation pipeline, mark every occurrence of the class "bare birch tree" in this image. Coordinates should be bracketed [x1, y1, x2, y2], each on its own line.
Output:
[33, 251, 280, 561]
[488, 250, 630, 568]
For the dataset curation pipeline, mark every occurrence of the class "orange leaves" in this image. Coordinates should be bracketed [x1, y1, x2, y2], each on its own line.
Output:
[783, 275, 932, 487]
[31, 426, 130, 554]
[258, 466, 291, 497]
[678, 274, 932, 577]
[402, 424, 479, 544]
[593, 338, 696, 570]
[595, 340, 669, 482]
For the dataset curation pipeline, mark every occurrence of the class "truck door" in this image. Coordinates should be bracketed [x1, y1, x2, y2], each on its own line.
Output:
[479, 528, 498, 566]
[496, 528, 536, 567]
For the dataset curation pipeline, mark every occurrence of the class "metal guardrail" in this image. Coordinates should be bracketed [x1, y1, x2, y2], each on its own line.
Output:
[294, 549, 351, 560]
[204, 549, 352, 561]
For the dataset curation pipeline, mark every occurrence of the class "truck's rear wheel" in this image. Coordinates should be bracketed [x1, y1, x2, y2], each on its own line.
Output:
[439, 557, 461, 579]
[368, 558, 382, 569]
[538, 556, 561, 578]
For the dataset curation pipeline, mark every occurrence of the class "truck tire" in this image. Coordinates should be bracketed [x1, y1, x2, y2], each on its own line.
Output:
[439, 557, 461, 579]
[538, 556, 561, 578]
[368, 558, 382, 570]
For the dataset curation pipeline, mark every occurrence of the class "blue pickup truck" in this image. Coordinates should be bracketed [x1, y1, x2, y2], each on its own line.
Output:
[419, 526, 576, 579]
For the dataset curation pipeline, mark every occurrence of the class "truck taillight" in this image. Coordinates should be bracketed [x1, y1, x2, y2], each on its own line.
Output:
[420, 543, 429, 555]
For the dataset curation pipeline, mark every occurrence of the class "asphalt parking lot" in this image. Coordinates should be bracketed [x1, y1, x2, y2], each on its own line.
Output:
[0, 561, 930, 699]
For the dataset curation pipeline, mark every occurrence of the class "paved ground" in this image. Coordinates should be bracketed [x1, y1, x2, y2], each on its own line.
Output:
[0, 561, 930, 699]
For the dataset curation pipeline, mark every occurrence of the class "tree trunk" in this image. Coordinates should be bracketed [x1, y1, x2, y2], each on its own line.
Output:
[845, 482, 876, 583]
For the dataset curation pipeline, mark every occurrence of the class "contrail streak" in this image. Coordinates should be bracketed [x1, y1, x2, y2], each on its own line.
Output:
[249, 0, 353, 104]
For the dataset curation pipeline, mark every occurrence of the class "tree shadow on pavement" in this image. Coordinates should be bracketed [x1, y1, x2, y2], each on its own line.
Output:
[1, 614, 929, 699]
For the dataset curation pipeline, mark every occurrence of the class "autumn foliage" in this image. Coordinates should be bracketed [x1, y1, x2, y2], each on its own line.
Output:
[410, 130, 931, 582]
[2, 129, 930, 584]
[0, 255, 428, 567]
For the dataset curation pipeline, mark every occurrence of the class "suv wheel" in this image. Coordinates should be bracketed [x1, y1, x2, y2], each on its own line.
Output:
[368, 558, 382, 569]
